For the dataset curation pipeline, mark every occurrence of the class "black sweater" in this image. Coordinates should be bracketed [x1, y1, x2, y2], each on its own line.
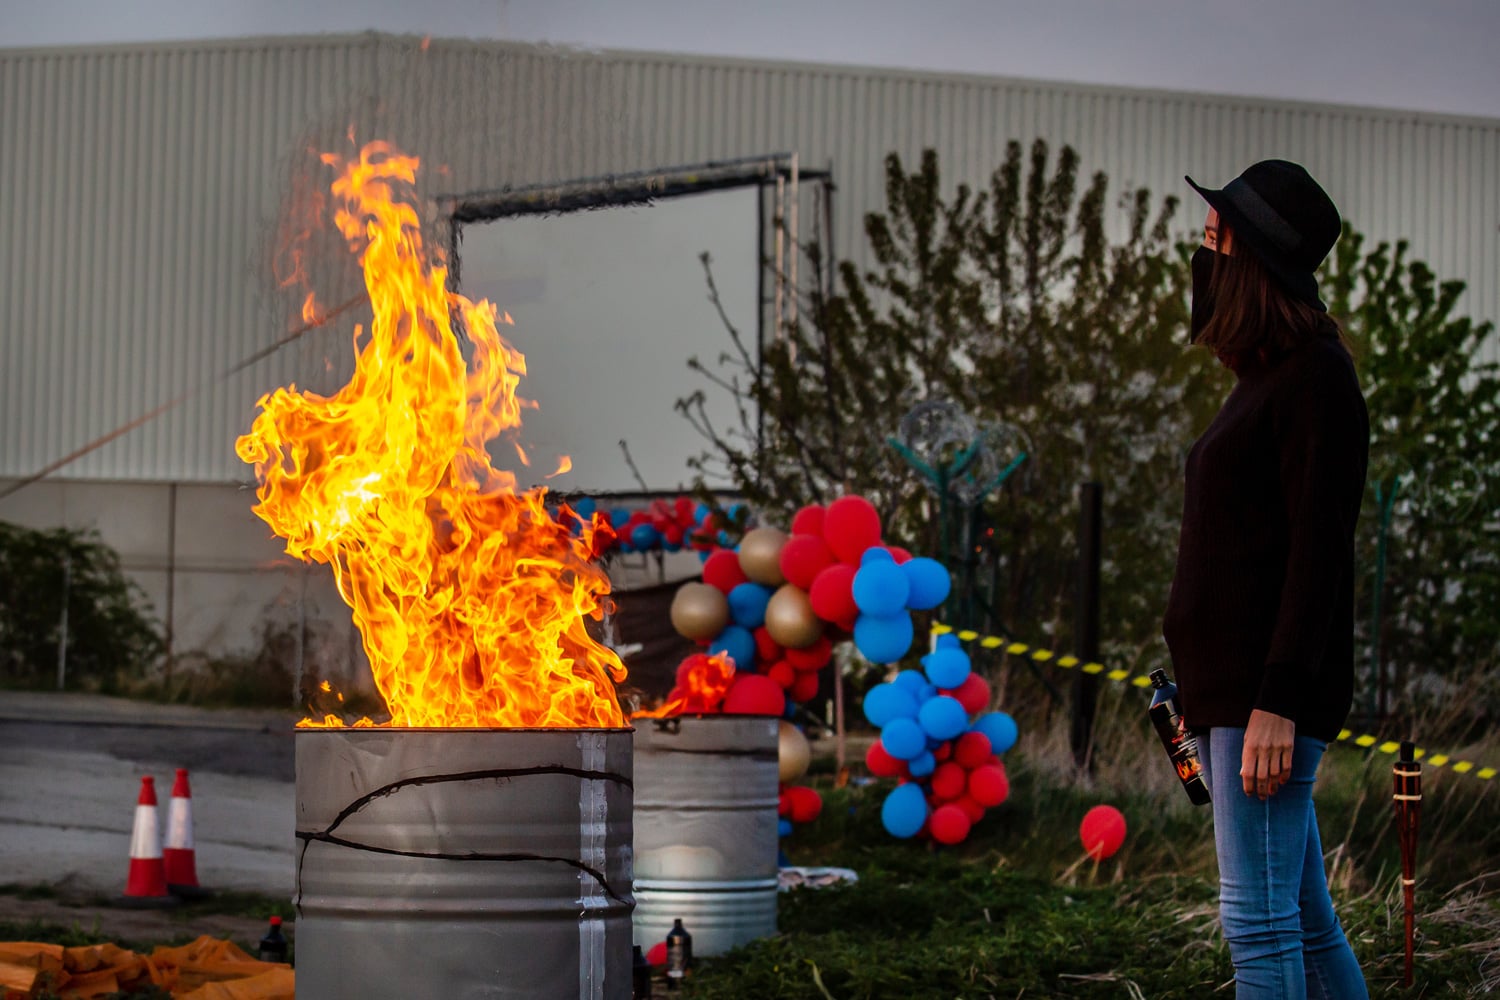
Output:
[1163, 335, 1369, 741]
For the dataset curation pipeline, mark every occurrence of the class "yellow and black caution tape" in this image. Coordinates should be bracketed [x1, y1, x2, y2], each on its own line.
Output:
[931, 624, 1497, 782]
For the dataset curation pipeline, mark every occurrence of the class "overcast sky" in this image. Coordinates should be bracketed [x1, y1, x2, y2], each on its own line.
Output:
[4, 0, 1497, 119]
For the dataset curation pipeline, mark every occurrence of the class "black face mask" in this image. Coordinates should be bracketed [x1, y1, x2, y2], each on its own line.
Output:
[1190, 245, 1219, 343]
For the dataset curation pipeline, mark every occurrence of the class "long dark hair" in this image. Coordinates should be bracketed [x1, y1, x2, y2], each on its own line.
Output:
[1197, 224, 1350, 371]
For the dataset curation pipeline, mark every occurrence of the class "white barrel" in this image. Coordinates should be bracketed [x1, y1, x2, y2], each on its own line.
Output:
[294, 728, 634, 999]
[631, 715, 779, 956]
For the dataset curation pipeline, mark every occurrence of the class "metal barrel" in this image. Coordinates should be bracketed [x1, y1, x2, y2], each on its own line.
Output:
[631, 715, 779, 956]
[294, 728, 634, 1000]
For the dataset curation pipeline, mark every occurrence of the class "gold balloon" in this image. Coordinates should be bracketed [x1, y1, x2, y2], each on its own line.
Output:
[738, 527, 789, 587]
[670, 582, 730, 641]
[779, 720, 812, 783]
[764, 584, 823, 649]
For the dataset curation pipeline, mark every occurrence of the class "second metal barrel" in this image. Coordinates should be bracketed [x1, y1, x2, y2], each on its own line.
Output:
[631, 715, 779, 956]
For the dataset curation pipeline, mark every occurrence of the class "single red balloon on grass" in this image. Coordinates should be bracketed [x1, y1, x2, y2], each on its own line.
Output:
[1080, 804, 1127, 861]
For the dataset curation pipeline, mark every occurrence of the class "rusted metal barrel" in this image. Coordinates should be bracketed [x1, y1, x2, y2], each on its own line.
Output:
[294, 728, 634, 999]
[631, 715, 779, 956]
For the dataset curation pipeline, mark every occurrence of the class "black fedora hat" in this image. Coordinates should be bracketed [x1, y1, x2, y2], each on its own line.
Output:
[1185, 159, 1341, 311]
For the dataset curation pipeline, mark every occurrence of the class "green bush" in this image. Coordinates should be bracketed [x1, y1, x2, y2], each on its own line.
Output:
[0, 521, 163, 691]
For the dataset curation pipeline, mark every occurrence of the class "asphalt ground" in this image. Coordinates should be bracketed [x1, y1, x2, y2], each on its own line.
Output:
[0, 691, 297, 896]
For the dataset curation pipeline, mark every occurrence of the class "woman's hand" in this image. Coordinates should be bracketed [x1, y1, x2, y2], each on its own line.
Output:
[1241, 709, 1296, 799]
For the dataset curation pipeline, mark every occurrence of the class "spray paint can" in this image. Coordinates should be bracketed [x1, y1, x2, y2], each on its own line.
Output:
[1148, 669, 1211, 805]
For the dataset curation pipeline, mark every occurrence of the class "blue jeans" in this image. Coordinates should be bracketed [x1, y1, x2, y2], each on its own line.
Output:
[1198, 729, 1368, 1000]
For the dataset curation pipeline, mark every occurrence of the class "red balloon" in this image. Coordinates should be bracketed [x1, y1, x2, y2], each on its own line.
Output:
[753, 627, 783, 664]
[931, 740, 953, 762]
[703, 549, 749, 593]
[662, 524, 685, 547]
[646, 942, 667, 967]
[767, 660, 796, 689]
[954, 794, 987, 824]
[674, 496, 696, 524]
[865, 741, 907, 778]
[785, 785, 823, 824]
[1080, 805, 1128, 861]
[953, 731, 994, 770]
[791, 504, 826, 537]
[968, 763, 1010, 807]
[785, 636, 832, 671]
[949, 673, 992, 715]
[789, 671, 820, 704]
[887, 545, 914, 564]
[808, 563, 858, 623]
[722, 674, 786, 716]
[779, 534, 836, 590]
[778, 789, 792, 816]
[930, 761, 967, 801]
[824, 496, 883, 564]
[929, 803, 972, 845]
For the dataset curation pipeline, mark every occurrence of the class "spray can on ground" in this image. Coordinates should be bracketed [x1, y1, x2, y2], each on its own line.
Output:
[1148, 669, 1211, 806]
[258, 915, 289, 963]
[665, 917, 692, 990]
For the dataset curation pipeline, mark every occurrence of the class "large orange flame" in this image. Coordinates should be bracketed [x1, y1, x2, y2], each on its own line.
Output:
[236, 141, 626, 728]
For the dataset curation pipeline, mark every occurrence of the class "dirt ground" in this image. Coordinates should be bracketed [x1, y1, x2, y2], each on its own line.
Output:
[0, 880, 292, 955]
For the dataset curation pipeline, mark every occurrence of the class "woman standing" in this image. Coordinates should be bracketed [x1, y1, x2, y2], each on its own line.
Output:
[1163, 159, 1370, 999]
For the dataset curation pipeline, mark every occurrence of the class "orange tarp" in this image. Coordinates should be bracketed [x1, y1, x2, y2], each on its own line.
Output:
[0, 935, 291, 999]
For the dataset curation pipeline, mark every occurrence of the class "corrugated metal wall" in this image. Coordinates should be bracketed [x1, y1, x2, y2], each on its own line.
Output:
[3, 34, 1497, 483]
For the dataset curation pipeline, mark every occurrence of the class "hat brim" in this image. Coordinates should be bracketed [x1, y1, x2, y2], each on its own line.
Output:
[1185, 175, 1326, 311]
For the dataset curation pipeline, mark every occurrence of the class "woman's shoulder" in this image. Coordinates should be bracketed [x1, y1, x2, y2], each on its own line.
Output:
[1275, 334, 1361, 394]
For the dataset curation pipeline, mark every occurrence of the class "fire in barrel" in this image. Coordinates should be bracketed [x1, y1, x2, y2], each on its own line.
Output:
[236, 142, 632, 999]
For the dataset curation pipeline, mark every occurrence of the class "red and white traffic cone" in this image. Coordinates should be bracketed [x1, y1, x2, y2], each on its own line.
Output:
[164, 768, 209, 898]
[119, 775, 177, 907]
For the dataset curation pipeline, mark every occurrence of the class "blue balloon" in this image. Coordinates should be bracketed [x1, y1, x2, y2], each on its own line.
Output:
[922, 648, 972, 689]
[574, 496, 597, 518]
[698, 549, 711, 563]
[853, 612, 915, 664]
[862, 683, 919, 727]
[852, 560, 911, 616]
[860, 547, 895, 566]
[935, 633, 961, 650]
[727, 502, 747, 522]
[631, 523, 660, 549]
[717, 530, 732, 547]
[727, 582, 772, 630]
[908, 750, 936, 777]
[610, 507, 632, 528]
[880, 717, 927, 760]
[881, 783, 929, 839]
[778, 818, 794, 837]
[694, 503, 712, 524]
[902, 557, 952, 610]
[973, 711, 1019, 754]
[708, 625, 756, 672]
[892, 669, 928, 696]
[919, 695, 969, 741]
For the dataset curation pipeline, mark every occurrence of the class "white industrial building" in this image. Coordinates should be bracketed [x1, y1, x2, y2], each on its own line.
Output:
[2, 33, 1496, 686]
